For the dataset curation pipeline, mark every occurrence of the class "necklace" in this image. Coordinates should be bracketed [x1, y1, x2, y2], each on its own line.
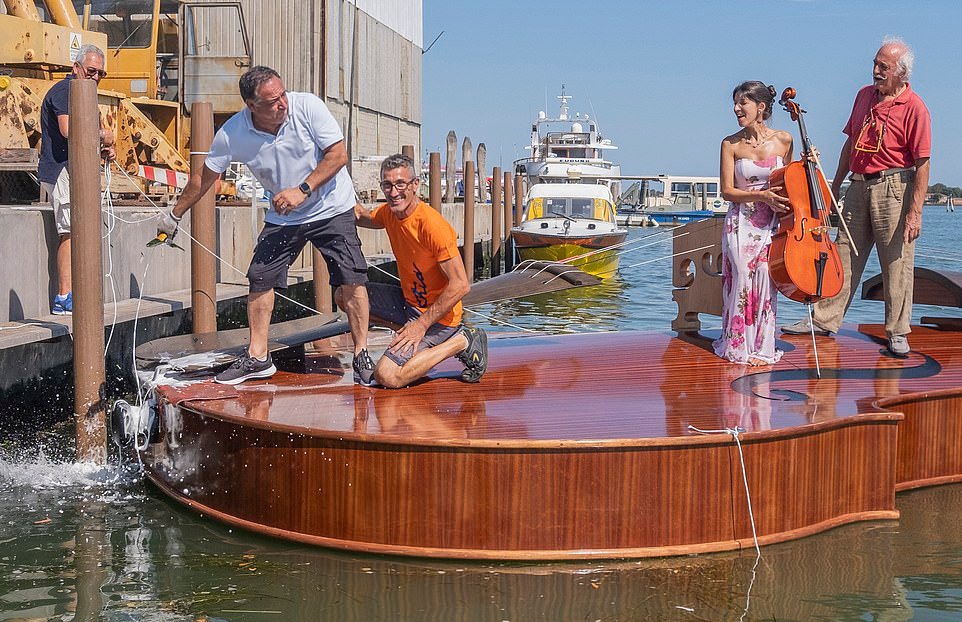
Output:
[743, 129, 773, 149]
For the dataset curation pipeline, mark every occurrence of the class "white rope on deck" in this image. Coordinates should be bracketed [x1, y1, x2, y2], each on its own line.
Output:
[687, 424, 761, 622]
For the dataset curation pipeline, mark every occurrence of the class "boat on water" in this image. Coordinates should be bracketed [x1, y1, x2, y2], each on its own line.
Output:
[617, 175, 729, 225]
[514, 87, 621, 188]
[511, 182, 627, 278]
[127, 270, 962, 560]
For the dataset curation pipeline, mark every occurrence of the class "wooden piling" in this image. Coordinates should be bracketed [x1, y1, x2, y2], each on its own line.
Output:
[429, 152, 441, 211]
[514, 174, 524, 227]
[189, 102, 217, 334]
[503, 172, 515, 272]
[444, 131, 456, 204]
[476, 143, 487, 204]
[462, 160, 476, 281]
[490, 167, 502, 277]
[69, 78, 106, 463]
[503, 171, 513, 230]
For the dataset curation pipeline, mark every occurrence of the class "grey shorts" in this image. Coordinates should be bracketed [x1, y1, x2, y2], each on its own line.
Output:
[367, 282, 462, 366]
[247, 209, 368, 293]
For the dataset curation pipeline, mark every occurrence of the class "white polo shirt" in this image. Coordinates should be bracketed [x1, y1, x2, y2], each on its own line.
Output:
[205, 91, 354, 225]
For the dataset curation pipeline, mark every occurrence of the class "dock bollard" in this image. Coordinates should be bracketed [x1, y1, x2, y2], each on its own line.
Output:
[463, 160, 476, 282]
[514, 174, 524, 227]
[502, 171, 514, 273]
[69, 78, 106, 462]
[429, 152, 441, 211]
[189, 102, 217, 334]
[490, 167, 502, 277]
[444, 131, 456, 204]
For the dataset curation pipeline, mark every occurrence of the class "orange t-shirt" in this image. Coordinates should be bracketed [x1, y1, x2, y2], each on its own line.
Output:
[372, 200, 463, 327]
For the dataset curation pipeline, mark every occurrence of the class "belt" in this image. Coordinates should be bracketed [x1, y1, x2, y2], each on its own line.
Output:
[850, 167, 914, 182]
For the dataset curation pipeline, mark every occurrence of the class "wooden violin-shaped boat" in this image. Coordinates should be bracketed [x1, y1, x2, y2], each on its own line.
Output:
[768, 88, 844, 303]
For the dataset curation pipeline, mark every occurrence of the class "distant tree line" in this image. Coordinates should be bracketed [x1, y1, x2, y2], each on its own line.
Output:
[929, 183, 962, 198]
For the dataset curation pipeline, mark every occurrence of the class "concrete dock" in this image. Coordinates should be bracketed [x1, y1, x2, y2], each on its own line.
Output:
[0, 200, 495, 391]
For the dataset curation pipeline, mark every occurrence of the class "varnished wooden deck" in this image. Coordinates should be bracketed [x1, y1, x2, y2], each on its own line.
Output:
[144, 322, 962, 559]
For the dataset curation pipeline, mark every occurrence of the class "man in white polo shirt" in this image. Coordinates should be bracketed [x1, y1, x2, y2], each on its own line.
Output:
[158, 66, 374, 385]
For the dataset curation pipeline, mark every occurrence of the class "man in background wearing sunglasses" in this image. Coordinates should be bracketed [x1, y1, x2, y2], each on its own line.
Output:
[352, 153, 488, 388]
[38, 43, 115, 315]
[783, 37, 931, 358]
[158, 66, 372, 385]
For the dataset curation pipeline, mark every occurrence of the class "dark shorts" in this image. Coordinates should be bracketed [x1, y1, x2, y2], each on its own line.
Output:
[247, 210, 368, 293]
[367, 282, 462, 366]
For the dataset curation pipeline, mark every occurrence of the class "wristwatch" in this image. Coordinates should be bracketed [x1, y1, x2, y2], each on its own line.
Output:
[298, 182, 312, 197]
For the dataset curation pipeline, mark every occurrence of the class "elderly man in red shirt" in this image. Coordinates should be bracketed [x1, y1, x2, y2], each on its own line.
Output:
[783, 37, 931, 357]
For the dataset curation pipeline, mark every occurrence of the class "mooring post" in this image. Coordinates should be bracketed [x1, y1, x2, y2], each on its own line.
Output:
[429, 151, 441, 211]
[503, 170, 513, 229]
[69, 78, 106, 463]
[514, 174, 524, 227]
[401, 143, 415, 162]
[444, 131, 456, 204]
[503, 172, 515, 272]
[189, 102, 217, 334]
[476, 143, 487, 204]
[490, 167, 502, 277]
[462, 160, 476, 281]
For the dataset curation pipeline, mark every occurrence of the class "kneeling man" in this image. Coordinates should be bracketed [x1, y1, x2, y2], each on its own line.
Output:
[349, 154, 487, 388]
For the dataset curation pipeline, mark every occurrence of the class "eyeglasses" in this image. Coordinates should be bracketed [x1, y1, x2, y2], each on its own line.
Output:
[854, 110, 884, 153]
[380, 178, 418, 192]
[76, 63, 107, 80]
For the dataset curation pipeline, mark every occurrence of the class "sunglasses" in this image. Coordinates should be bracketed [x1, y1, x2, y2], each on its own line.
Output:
[854, 111, 884, 153]
[76, 63, 107, 80]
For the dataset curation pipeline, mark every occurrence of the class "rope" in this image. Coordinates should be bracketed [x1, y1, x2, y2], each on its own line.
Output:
[687, 424, 761, 621]
[111, 164, 324, 318]
[102, 162, 120, 356]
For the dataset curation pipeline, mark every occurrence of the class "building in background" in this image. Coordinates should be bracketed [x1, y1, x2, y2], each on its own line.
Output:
[187, 0, 422, 164]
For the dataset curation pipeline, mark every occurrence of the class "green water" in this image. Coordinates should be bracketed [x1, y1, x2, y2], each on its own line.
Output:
[2, 208, 961, 621]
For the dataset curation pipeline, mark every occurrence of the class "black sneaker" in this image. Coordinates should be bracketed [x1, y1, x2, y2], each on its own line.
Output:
[353, 348, 376, 386]
[457, 326, 488, 383]
[214, 350, 277, 385]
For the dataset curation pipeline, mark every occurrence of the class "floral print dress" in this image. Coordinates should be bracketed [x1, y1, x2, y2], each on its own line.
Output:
[713, 156, 783, 365]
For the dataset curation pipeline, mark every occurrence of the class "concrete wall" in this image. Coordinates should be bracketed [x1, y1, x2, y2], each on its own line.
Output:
[0, 202, 494, 323]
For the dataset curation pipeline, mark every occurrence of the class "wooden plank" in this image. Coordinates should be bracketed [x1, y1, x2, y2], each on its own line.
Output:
[862, 267, 962, 307]
[135, 311, 347, 367]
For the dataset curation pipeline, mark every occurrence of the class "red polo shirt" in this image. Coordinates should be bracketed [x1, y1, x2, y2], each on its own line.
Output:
[843, 83, 931, 174]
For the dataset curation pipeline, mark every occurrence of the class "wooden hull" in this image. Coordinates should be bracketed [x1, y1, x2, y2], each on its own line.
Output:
[142, 324, 962, 559]
[511, 230, 626, 278]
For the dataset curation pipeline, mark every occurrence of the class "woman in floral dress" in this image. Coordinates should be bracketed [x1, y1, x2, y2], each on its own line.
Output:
[714, 81, 794, 366]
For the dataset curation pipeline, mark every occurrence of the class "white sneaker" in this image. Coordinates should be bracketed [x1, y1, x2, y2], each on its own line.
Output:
[888, 335, 910, 356]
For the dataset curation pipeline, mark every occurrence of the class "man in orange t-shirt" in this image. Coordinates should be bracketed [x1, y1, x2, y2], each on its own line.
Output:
[351, 153, 488, 388]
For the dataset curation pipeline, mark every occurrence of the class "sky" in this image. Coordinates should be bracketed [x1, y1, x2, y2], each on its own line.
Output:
[422, 0, 962, 187]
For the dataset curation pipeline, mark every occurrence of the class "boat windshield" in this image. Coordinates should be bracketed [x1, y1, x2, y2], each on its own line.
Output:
[527, 197, 615, 222]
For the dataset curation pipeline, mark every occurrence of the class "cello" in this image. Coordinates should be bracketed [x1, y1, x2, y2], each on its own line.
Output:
[768, 88, 844, 303]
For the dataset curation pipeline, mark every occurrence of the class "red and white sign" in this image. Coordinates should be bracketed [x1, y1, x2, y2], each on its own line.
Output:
[138, 165, 189, 189]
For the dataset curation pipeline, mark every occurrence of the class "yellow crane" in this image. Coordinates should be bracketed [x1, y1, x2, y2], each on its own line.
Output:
[0, 0, 251, 201]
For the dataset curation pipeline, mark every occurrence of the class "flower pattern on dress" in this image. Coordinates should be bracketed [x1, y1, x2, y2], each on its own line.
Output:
[713, 156, 784, 365]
